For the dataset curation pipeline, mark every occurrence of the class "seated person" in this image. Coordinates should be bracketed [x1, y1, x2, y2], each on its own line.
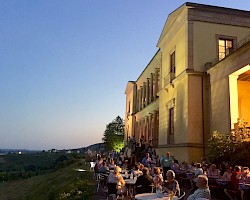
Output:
[99, 161, 109, 174]
[163, 170, 180, 197]
[154, 167, 164, 188]
[108, 166, 127, 195]
[135, 167, 154, 194]
[207, 164, 220, 178]
[180, 161, 189, 171]
[171, 159, 180, 171]
[108, 160, 116, 170]
[192, 163, 203, 189]
[222, 166, 232, 181]
[133, 163, 143, 177]
[187, 175, 211, 200]
[224, 165, 241, 200]
[237, 166, 250, 200]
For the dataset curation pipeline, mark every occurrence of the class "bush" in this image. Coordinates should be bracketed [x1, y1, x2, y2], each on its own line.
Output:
[207, 119, 250, 167]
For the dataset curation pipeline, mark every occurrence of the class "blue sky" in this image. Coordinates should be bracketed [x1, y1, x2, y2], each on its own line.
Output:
[0, 0, 250, 150]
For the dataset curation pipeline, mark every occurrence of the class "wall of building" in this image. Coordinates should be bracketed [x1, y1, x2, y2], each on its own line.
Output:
[125, 3, 250, 163]
[125, 82, 136, 141]
[192, 21, 250, 72]
[188, 75, 203, 143]
[160, 20, 188, 80]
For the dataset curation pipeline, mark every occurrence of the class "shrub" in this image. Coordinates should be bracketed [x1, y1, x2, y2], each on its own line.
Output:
[207, 119, 250, 167]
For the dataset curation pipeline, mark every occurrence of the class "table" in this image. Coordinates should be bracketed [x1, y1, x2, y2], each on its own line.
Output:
[216, 179, 229, 186]
[125, 178, 137, 185]
[135, 193, 170, 200]
[208, 176, 219, 185]
[125, 178, 137, 197]
[239, 182, 250, 190]
[185, 172, 194, 179]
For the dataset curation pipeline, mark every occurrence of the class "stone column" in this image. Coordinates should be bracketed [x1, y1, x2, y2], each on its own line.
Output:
[142, 82, 146, 108]
[138, 120, 141, 143]
[138, 87, 141, 111]
[149, 114, 152, 146]
[150, 73, 154, 102]
[153, 110, 158, 146]
[136, 89, 139, 112]
[154, 68, 159, 99]
[145, 116, 149, 143]
[146, 78, 150, 106]
[140, 86, 143, 110]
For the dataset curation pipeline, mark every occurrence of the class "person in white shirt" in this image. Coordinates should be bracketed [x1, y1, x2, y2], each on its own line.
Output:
[191, 163, 204, 189]
[187, 175, 211, 200]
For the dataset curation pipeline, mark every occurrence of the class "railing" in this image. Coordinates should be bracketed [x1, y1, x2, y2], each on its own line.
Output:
[164, 72, 175, 87]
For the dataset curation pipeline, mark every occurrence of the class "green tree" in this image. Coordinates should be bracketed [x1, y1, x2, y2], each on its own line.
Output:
[102, 116, 124, 152]
[207, 118, 250, 166]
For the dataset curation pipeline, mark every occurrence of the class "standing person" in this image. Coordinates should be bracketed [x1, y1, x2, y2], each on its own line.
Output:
[140, 135, 145, 149]
[142, 152, 152, 168]
[132, 135, 136, 151]
[130, 151, 137, 169]
[94, 154, 103, 173]
[160, 152, 174, 180]
[187, 175, 211, 200]
[151, 152, 157, 176]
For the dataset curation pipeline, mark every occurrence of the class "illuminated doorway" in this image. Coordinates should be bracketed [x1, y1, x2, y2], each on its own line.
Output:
[229, 65, 250, 128]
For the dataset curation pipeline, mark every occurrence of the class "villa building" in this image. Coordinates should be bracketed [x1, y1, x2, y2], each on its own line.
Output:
[124, 2, 250, 163]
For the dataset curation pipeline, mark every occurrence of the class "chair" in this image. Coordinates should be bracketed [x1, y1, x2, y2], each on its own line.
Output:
[106, 183, 125, 200]
[90, 161, 95, 171]
[135, 185, 142, 194]
[178, 191, 186, 200]
[96, 173, 108, 192]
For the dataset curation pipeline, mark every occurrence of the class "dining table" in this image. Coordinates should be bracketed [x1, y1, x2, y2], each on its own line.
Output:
[124, 177, 137, 197]
[207, 175, 219, 185]
[239, 182, 250, 190]
[216, 179, 229, 186]
[135, 193, 172, 200]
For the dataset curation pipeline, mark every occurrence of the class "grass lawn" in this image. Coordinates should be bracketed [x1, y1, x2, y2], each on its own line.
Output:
[0, 161, 95, 200]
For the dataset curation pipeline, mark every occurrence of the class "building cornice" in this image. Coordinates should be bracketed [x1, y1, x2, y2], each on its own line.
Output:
[157, 142, 204, 148]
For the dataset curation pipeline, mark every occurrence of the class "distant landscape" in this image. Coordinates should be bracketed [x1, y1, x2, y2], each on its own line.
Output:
[0, 149, 41, 155]
[0, 146, 100, 199]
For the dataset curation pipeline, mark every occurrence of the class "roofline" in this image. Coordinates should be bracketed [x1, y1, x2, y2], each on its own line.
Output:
[157, 2, 250, 47]
[184, 2, 250, 14]
[135, 49, 160, 82]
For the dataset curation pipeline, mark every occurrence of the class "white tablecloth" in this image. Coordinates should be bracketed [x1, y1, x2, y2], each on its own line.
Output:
[125, 178, 137, 185]
[135, 193, 170, 200]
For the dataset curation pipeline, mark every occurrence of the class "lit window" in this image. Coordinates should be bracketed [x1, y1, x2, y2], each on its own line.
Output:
[218, 38, 233, 60]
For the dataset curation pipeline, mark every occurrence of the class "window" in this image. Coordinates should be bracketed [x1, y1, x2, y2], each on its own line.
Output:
[168, 108, 174, 144]
[127, 101, 130, 117]
[170, 51, 176, 73]
[218, 38, 233, 60]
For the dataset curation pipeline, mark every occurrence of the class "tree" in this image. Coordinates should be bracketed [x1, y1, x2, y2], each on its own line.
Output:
[207, 118, 250, 166]
[102, 116, 124, 152]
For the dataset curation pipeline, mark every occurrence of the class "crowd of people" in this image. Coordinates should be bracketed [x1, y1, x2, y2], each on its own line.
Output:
[92, 149, 250, 200]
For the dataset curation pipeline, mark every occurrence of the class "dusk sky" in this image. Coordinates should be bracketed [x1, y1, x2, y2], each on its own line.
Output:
[1, 0, 249, 150]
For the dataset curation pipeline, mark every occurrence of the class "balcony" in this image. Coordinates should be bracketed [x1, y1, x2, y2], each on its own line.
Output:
[164, 72, 175, 87]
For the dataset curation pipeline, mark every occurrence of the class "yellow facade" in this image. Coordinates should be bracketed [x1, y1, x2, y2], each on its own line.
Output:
[125, 2, 250, 163]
